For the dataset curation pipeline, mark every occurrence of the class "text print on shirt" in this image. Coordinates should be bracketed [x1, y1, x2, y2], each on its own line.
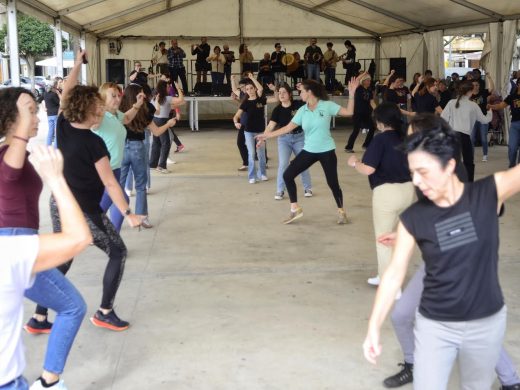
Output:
[256, 102, 264, 109]
[434, 211, 478, 252]
[513, 97, 520, 109]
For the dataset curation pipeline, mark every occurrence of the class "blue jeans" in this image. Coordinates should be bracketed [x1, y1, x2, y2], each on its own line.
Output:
[471, 121, 489, 156]
[0, 376, 28, 390]
[114, 140, 148, 231]
[277, 132, 311, 193]
[0, 227, 86, 375]
[100, 168, 123, 215]
[46, 115, 57, 147]
[211, 72, 224, 94]
[244, 131, 266, 180]
[126, 129, 151, 191]
[508, 120, 520, 168]
[306, 63, 320, 82]
[324, 68, 336, 91]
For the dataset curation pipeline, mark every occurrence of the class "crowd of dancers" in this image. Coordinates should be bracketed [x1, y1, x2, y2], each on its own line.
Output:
[2, 46, 520, 390]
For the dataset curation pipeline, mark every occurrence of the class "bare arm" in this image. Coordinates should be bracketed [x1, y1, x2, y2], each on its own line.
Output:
[248, 73, 264, 96]
[171, 82, 185, 107]
[95, 156, 141, 226]
[337, 77, 360, 117]
[123, 92, 145, 125]
[233, 109, 244, 128]
[489, 101, 508, 111]
[257, 121, 298, 141]
[148, 118, 177, 137]
[28, 146, 92, 273]
[231, 75, 240, 96]
[61, 50, 86, 104]
[434, 105, 443, 115]
[264, 120, 277, 133]
[347, 155, 376, 175]
[494, 164, 520, 205]
[486, 74, 495, 95]
[363, 222, 416, 364]
[266, 83, 278, 104]
[382, 70, 395, 87]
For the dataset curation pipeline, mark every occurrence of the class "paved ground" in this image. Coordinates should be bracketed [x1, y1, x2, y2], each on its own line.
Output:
[21, 110, 520, 389]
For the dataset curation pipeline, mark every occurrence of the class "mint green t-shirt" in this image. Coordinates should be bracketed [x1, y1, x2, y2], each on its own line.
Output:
[291, 100, 341, 153]
[92, 111, 126, 170]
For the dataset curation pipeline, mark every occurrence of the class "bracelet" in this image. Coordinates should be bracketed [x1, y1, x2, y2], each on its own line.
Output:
[13, 135, 29, 143]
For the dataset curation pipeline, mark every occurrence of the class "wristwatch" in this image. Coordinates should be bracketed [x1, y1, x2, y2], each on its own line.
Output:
[124, 208, 132, 216]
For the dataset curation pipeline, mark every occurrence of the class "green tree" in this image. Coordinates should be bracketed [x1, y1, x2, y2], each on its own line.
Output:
[0, 13, 60, 81]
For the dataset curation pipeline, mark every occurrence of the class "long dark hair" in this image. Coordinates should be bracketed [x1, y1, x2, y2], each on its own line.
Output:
[156, 80, 168, 105]
[0, 88, 35, 138]
[418, 78, 436, 96]
[121, 84, 150, 133]
[302, 79, 329, 101]
[239, 43, 246, 55]
[455, 80, 474, 108]
[373, 102, 404, 139]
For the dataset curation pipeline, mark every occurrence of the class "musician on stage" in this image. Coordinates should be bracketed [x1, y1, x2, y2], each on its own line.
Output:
[128, 61, 152, 87]
[304, 38, 323, 82]
[287, 52, 305, 87]
[167, 39, 188, 93]
[323, 42, 339, 92]
[271, 43, 286, 86]
[222, 44, 235, 86]
[192, 37, 211, 84]
[342, 40, 357, 83]
[152, 41, 169, 75]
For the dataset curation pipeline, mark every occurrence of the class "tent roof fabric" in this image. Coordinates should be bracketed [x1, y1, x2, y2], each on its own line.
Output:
[17, 0, 520, 37]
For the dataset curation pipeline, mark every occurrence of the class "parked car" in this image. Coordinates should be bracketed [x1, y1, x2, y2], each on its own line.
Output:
[0, 77, 45, 102]
[34, 76, 53, 87]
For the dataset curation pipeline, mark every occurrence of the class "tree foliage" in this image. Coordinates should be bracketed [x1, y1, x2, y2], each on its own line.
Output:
[0, 13, 54, 57]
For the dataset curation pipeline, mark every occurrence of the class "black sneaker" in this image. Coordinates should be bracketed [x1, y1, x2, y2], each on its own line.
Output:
[90, 309, 129, 331]
[502, 385, 520, 390]
[383, 362, 413, 388]
[24, 317, 53, 334]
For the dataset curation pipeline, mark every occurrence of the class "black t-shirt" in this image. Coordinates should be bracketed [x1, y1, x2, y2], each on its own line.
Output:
[354, 86, 373, 118]
[304, 45, 323, 64]
[394, 86, 409, 106]
[505, 93, 520, 122]
[270, 101, 304, 134]
[240, 96, 267, 133]
[382, 87, 399, 105]
[271, 51, 285, 72]
[439, 90, 452, 109]
[414, 92, 440, 113]
[471, 89, 490, 114]
[56, 113, 109, 214]
[129, 70, 148, 87]
[400, 175, 503, 321]
[362, 130, 410, 189]
[44, 90, 60, 116]
[126, 102, 155, 141]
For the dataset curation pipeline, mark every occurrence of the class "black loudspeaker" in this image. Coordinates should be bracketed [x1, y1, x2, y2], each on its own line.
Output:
[106, 59, 126, 84]
[389, 57, 407, 79]
[221, 84, 231, 96]
[194, 82, 212, 95]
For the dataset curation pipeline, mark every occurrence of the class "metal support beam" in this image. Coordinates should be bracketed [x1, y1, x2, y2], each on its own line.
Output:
[98, 0, 204, 37]
[7, 0, 20, 86]
[19, 0, 84, 31]
[84, 0, 164, 29]
[238, 0, 244, 43]
[80, 30, 87, 84]
[449, 0, 503, 20]
[96, 38, 101, 85]
[346, 0, 424, 29]
[55, 18, 64, 78]
[311, 0, 341, 10]
[380, 17, 496, 37]
[278, 0, 379, 37]
[496, 22, 503, 92]
[58, 0, 105, 16]
[374, 38, 381, 80]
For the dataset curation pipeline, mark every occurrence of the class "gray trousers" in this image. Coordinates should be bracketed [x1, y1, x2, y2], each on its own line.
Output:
[414, 307, 506, 390]
[391, 265, 519, 386]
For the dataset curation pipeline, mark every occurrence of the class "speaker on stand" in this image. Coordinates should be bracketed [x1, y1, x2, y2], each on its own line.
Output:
[389, 57, 407, 80]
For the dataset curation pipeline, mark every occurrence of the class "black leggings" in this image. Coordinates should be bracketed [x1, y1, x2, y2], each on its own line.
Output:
[283, 149, 343, 208]
[170, 128, 182, 147]
[458, 132, 475, 182]
[346, 114, 375, 150]
[150, 118, 170, 169]
[48, 197, 127, 310]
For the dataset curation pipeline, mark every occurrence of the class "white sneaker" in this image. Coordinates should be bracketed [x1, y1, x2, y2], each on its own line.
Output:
[30, 379, 67, 389]
[260, 175, 268, 181]
[482, 155, 488, 162]
[274, 191, 284, 200]
[367, 275, 380, 286]
[167, 158, 177, 165]
[249, 179, 256, 184]
[304, 189, 313, 197]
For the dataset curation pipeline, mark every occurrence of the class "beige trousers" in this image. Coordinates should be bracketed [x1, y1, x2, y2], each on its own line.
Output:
[372, 181, 416, 276]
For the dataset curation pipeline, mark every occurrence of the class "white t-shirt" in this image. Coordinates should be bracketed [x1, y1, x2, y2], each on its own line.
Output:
[0, 235, 38, 386]
[154, 96, 173, 119]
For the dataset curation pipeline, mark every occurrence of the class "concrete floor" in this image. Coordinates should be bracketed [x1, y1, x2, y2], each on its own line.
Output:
[22, 113, 520, 389]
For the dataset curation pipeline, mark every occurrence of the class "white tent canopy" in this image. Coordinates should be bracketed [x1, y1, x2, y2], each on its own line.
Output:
[9, 0, 520, 88]
[35, 57, 74, 68]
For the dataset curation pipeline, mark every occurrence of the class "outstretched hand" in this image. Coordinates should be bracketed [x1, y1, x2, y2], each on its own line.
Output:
[29, 146, 64, 186]
[347, 77, 360, 95]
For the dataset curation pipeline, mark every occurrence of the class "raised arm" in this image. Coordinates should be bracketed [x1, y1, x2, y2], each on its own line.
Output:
[337, 77, 360, 117]
[382, 69, 395, 87]
[266, 83, 279, 104]
[363, 221, 416, 364]
[248, 73, 263, 96]
[61, 50, 86, 104]
[123, 92, 145, 125]
[29, 146, 92, 272]
[231, 74, 240, 96]
[486, 74, 495, 95]
[171, 82, 185, 107]
[411, 76, 423, 97]
[494, 163, 520, 206]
